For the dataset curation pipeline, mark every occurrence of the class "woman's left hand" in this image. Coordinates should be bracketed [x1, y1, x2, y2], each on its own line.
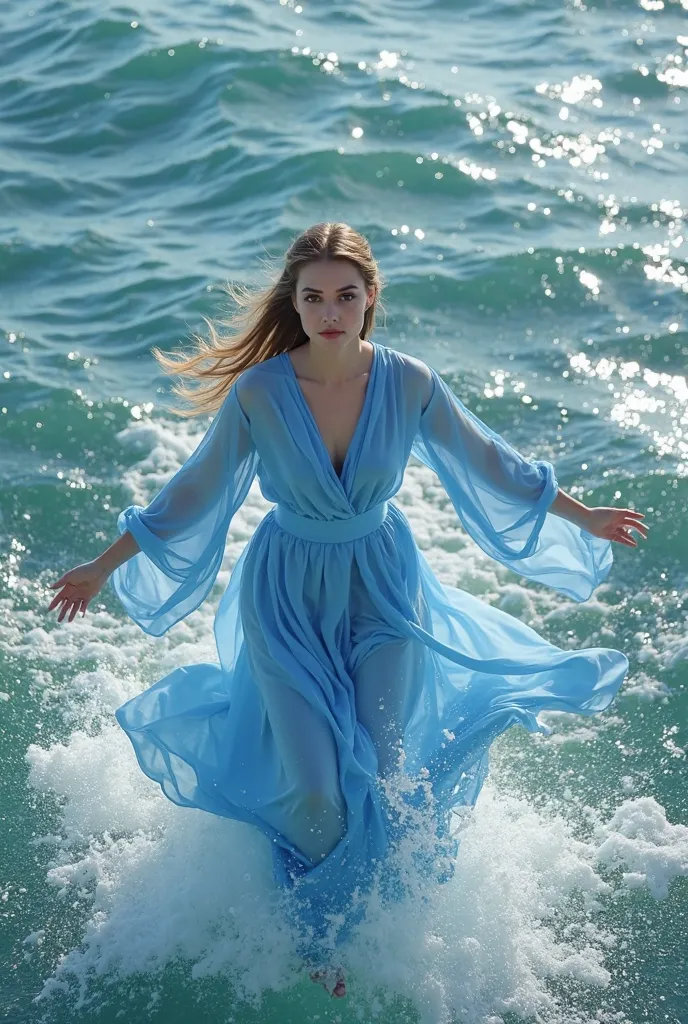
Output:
[584, 507, 648, 547]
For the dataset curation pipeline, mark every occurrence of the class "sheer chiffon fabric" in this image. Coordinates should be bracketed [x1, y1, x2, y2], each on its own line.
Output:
[111, 342, 627, 962]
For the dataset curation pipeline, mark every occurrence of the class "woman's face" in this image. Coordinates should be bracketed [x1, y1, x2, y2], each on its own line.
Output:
[292, 259, 375, 345]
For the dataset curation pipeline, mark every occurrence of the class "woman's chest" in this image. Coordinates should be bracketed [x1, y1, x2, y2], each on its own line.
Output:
[243, 357, 421, 496]
[295, 376, 371, 476]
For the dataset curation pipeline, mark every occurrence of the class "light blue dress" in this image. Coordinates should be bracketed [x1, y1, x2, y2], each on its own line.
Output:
[111, 342, 628, 964]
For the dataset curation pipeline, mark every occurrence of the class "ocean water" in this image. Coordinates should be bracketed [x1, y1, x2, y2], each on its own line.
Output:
[1, 0, 687, 1021]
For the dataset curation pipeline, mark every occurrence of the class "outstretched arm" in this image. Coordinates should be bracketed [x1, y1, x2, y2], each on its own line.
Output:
[48, 530, 142, 623]
[411, 361, 648, 601]
[48, 381, 259, 633]
[549, 489, 648, 548]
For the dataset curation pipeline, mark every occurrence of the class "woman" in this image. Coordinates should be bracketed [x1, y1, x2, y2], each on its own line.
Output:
[47, 222, 647, 999]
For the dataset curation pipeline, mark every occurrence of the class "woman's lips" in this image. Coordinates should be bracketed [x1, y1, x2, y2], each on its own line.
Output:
[319, 330, 344, 336]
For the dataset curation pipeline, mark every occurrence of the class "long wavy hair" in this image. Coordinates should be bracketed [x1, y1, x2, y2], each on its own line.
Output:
[152, 222, 387, 417]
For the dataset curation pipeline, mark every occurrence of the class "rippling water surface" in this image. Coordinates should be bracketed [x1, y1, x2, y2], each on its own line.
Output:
[1, 1, 687, 1022]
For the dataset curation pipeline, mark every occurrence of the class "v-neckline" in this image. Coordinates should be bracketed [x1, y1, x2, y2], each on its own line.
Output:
[281, 342, 379, 484]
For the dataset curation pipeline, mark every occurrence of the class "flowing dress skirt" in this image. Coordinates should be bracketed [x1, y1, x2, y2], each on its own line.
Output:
[114, 499, 627, 963]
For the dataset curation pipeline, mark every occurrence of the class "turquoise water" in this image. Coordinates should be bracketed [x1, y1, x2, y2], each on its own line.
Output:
[1, 0, 687, 1021]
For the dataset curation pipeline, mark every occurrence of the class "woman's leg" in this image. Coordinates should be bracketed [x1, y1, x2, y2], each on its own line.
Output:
[239, 553, 347, 866]
[243, 640, 346, 864]
[351, 637, 425, 777]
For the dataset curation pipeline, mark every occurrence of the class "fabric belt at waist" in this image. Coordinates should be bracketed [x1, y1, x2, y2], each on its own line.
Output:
[273, 500, 389, 543]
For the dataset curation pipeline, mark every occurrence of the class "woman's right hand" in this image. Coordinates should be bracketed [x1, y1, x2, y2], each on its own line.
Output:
[47, 561, 111, 623]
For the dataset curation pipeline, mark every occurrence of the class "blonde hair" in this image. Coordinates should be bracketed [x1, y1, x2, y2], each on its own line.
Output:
[152, 222, 387, 417]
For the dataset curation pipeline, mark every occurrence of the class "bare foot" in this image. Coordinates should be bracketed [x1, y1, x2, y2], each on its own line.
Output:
[310, 966, 346, 997]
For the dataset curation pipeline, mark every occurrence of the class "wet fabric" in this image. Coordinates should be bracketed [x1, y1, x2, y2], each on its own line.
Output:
[111, 341, 628, 962]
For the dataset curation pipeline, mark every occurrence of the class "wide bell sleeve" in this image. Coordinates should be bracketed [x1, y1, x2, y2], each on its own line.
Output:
[410, 366, 613, 602]
[110, 382, 259, 636]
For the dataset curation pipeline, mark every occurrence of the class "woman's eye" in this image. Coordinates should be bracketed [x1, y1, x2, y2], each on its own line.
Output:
[305, 294, 355, 302]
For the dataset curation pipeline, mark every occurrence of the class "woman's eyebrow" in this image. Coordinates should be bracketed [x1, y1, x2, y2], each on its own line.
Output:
[301, 285, 359, 293]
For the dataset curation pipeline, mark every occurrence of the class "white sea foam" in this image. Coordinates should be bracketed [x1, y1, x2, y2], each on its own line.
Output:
[593, 796, 688, 900]
[621, 671, 673, 702]
[23, 731, 688, 1024]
